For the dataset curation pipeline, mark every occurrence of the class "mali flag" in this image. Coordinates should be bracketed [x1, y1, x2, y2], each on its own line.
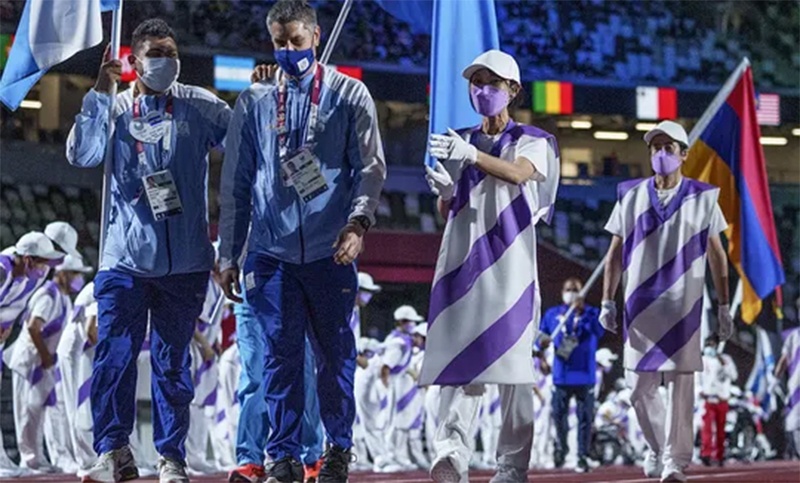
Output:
[684, 58, 785, 323]
[532, 81, 573, 114]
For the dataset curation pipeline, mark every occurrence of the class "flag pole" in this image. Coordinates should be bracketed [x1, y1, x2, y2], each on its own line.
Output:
[538, 259, 605, 341]
[319, 0, 353, 64]
[98, 0, 124, 264]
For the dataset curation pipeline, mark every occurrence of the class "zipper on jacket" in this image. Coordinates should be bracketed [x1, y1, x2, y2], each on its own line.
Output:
[297, 202, 305, 264]
[164, 219, 173, 275]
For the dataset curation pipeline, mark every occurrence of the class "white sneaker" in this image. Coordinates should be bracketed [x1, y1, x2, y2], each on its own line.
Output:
[158, 457, 190, 483]
[643, 451, 663, 478]
[0, 466, 24, 478]
[82, 446, 139, 483]
[489, 464, 528, 483]
[158, 457, 189, 483]
[431, 455, 465, 483]
[661, 463, 687, 482]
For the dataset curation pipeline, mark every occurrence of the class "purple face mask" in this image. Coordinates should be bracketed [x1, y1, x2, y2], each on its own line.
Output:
[402, 322, 416, 334]
[70, 275, 85, 294]
[470, 84, 509, 117]
[358, 292, 373, 306]
[651, 149, 682, 175]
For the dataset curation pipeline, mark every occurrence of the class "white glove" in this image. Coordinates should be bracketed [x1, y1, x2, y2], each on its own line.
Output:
[717, 304, 733, 341]
[599, 300, 617, 333]
[425, 161, 455, 201]
[428, 128, 478, 165]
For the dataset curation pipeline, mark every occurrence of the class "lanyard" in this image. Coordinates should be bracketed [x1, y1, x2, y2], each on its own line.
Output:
[276, 63, 324, 160]
[132, 92, 174, 169]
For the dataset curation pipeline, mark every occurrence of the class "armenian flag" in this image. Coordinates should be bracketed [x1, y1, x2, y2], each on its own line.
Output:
[683, 58, 785, 324]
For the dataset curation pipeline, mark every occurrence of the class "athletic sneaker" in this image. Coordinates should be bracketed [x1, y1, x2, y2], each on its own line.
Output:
[574, 457, 590, 473]
[660, 463, 687, 482]
[303, 459, 322, 483]
[489, 464, 528, 483]
[318, 446, 352, 483]
[553, 448, 565, 469]
[229, 463, 267, 483]
[267, 457, 303, 483]
[157, 458, 189, 483]
[643, 450, 663, 478]
[430, 455, 464, 483]
[82, 446, 139, 483]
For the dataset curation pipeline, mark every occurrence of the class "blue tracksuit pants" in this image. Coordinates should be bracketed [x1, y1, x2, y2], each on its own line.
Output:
[242, 253, 357, 462]
[92, 269, 208, 462]
[234, 301, 323, 465]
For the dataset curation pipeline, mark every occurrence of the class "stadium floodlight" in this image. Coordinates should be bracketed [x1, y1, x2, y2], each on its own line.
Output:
[570, 120, 592, 129]
[759, 137, 788, 146]
[635, 122, 658, 131]
[792, 128, 800, 137]
[593, 131, 629, 141]
[19, 100, 42, 109]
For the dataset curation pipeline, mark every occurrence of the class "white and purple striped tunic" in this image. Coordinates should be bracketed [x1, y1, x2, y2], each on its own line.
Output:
[0, 254, 46, 332]
[782, 328, 800, 431]
[605, 177, 727, 373]
[191, 276, 224, 408]
[420, 121, 560, 386]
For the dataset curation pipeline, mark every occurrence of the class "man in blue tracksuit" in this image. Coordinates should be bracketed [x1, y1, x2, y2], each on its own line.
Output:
[540, 277, 606, 474]
[231, 300, 323, 483]
[66, 19, 231, 483]
[217, 1, 386, 481]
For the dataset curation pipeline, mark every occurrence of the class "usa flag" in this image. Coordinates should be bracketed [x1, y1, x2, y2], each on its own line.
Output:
[756, 93, 781, 126]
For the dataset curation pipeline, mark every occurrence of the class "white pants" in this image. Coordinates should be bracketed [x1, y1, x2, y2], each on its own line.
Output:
[364, 426, 389, 467]
[408, 427, 428, 467]
[627, 370, 694, 468]
[185, 404, 217, 473]
[44, 378, 77, 472]
[12, 371, 49, 468]
[433, 384, 534, 475]
[531, 392, 552, 468]
[0, 372, 20, 472]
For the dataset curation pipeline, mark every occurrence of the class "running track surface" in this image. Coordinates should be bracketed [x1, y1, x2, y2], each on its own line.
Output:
[12, 461, 800, 483]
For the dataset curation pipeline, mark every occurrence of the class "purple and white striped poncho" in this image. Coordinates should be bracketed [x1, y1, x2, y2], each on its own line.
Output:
[419, 121, 560, 386]
[605, 177, 727, 373]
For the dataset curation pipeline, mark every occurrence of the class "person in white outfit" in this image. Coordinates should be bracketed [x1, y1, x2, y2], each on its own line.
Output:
[419, 49, 560, 483]
[351, 272, 381, 337]
[185, 274, 226, 475]
[56, 280, 98, 476]
[382, 305, 425, 470]
[407, 323, 430, 469]
[352, 337, 389, 471]
[774, 324, 800, 458]
[477, 384, 501, 469]
[8, 254, 91, 472]
[698, 334, 737, 466]
[595, 348, 618, 399]
[530, 344, 554, 470]
[0, 232, 66, 477]
[600, 120, 732, 483]
[214, 320, 240, 471]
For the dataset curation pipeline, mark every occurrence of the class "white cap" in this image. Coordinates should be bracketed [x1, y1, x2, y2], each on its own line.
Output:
[462, 49, 521, 85]
[412, 323, 428, 338]
[55, 254, 93, 273]
[14, 232, 65, 260]
[357, 272, 381, 292]
[393, 305, 424, 322]
[357, 337, 381, 354]
[45, 221, 82, 260]
[643, 120, 689, 147]
[596, 348, 618, 368]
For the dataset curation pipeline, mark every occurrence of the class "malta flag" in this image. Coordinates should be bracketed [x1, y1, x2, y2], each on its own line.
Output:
[636, 86, 677, 120]
[683, 58, 785, 324]
[0, 0, 120, 110]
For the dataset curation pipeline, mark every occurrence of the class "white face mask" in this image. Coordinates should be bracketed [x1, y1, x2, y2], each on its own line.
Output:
[703, 346, 717, 357]
[139, 57, 180, 93]
[562, 291, 578, 305]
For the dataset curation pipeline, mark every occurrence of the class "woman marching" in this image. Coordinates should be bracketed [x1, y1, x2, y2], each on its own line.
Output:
[419, 49, 560, 483]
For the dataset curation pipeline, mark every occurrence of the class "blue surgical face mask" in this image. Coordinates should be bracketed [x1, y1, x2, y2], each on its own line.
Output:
[274, 48, 315, 77]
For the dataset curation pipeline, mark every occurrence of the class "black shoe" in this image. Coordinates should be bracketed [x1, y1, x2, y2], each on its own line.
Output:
[268, 457, 303, 483]
[575, 457, 590, 473]
[318, 446, 352, 483]
[700, 456, 711, 467]
[717, 459, 724, 467]
[554, 449, 565, 469]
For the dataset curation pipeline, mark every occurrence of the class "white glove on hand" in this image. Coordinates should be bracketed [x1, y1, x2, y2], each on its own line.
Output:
[425, 161, 455, 201]
[428, 128, 478, 165]
[717, 304, 733, 341]
[599, 300, 618, 333]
